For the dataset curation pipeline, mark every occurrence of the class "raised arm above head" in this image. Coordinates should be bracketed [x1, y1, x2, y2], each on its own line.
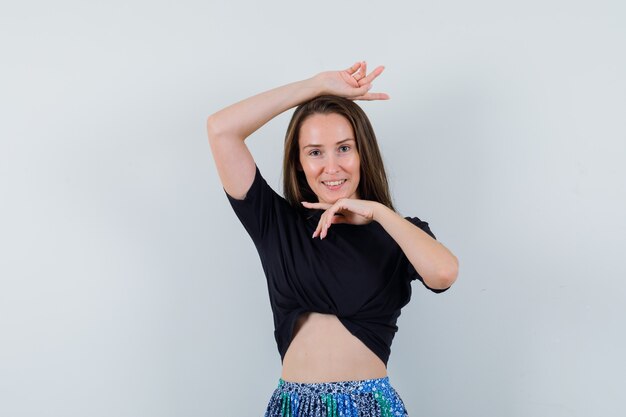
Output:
[206, 61, 389, 200]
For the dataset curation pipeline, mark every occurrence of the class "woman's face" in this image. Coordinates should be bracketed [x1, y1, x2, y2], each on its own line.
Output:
[298, 113, 360, 204]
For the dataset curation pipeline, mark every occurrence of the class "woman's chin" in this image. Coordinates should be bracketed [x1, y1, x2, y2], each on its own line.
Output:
[319, 194, 350, 205]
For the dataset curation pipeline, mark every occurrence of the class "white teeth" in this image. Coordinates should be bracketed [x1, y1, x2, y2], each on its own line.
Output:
[323, 179, 345, 186]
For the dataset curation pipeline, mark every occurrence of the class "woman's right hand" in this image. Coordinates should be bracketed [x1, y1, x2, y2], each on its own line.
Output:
[208, 61, 388, 199]
[313, 61, 390, 101]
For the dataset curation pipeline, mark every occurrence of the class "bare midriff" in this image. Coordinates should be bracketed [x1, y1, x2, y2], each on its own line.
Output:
[280, 312, 387, 383]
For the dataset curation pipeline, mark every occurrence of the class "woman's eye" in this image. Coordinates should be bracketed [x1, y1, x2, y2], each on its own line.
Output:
[339, 145, 350, 152]
[308, 150, 321, 156]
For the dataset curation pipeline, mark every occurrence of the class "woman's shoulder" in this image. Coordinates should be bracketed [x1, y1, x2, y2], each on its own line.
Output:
[403, 215, 437, 240]
[225, 165, 303, 240]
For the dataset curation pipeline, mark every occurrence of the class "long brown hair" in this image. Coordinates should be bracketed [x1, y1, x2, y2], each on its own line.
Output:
[282, 95, 394, 212]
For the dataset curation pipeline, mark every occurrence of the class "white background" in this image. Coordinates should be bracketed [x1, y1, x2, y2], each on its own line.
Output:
[1, 1, 625, 416]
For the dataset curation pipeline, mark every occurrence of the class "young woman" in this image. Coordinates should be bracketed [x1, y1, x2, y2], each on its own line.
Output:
[207, 61, 459, 417]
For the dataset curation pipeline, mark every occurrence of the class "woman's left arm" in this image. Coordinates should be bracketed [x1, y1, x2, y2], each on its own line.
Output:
[302, 199, 459, 290]
[373, 203, 458, 290]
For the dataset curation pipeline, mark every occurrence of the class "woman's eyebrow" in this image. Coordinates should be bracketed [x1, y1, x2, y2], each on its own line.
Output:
[302, 138, 355, 149]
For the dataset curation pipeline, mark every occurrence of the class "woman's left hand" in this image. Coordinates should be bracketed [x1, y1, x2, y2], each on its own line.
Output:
[301, 199, 381, 239]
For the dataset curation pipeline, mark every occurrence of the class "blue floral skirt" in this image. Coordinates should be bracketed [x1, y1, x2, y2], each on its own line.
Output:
[264, 376, 408, 417]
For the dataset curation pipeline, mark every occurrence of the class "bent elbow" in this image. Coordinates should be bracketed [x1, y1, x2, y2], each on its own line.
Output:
[430, 258, 459, 291]
[441, 258, 459, 287]
[206, 114, 222, 141]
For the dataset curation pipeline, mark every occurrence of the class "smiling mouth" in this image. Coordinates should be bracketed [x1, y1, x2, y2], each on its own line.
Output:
[322, 179, 347, 189]
[321, 179, 347, 192]
[322, 179, 346, 186]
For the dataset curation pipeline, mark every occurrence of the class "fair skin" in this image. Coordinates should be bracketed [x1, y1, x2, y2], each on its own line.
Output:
[298, 113, 361, 207]
[207, 62, 387, 200]
[299, 113, 458, 290]
[207, 61, 458, 382]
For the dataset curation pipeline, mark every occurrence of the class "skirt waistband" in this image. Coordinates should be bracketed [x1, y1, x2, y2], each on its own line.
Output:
[266, 376, 408, 417]
[276, 376, 393, 396]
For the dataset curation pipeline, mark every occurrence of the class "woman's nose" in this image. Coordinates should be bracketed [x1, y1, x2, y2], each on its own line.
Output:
[324, 154, 340, 174]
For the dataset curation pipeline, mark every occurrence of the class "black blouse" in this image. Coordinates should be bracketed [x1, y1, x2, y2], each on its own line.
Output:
[225, 165, 448, 366]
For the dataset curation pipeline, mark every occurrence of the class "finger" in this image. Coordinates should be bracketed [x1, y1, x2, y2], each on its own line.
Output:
[345, 61, 361, 75]
[353, 91, 391, 101]
[357, 61, 367, 81]
[325, 205, 340, 228]
[302, 201, 332, 210]
[351, 62, 366, 83]
[319, 212, 337, 239]
[323, 213, 346, 233]
[319, 213, 329, 239]
[322, 220, 333, 239]
[319, 211, 331, 239]
[357, 61, 366, 81]
[340, 70, 361, 88]
[321, 205, 341, 238]
[351, 82, 373, 97]
[313, 216, 323, 238]
[360, 65, 385, 85]
[316, 210, 333, 239]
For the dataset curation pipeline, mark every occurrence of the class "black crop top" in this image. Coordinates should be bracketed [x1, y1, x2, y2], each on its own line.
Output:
[225, 166, 449, 366]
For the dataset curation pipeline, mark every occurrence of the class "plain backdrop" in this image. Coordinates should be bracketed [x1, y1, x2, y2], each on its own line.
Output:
[1, 1, 625, 416]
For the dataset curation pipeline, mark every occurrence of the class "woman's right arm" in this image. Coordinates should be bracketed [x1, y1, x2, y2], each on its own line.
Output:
[206, 62, 388, 199]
